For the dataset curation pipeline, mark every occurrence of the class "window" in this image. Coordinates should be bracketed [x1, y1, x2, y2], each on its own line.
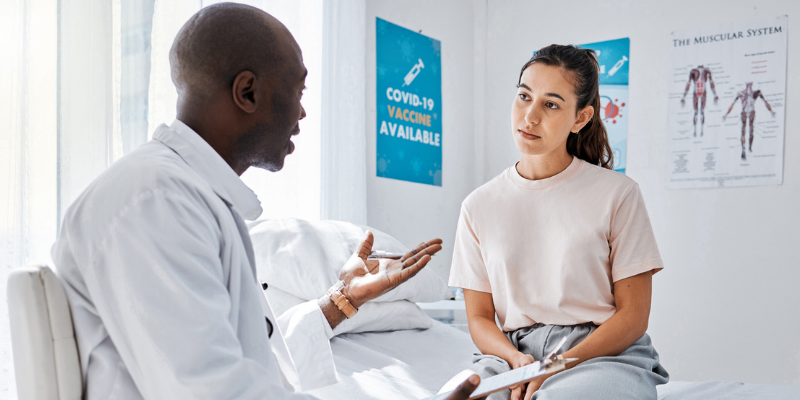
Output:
[1, 1, 327, 395]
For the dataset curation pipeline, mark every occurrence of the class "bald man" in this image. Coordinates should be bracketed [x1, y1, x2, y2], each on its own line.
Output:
[53, 3, 480, 400]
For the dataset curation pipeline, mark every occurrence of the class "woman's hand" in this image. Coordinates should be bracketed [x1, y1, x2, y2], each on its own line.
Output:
[510, 352, 534, 369]
[507, 353, 535, 400]
[338, 231, 442, 308]
[516, 375, 547, 400]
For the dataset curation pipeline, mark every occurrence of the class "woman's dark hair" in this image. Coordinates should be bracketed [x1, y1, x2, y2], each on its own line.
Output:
[519, 44, 614, 169]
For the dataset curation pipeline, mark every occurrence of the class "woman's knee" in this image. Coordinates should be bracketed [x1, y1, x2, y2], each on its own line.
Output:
[470, 353, 511, 379]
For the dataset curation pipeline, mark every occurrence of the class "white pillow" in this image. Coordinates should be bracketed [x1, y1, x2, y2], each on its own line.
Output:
[265, 286, 432, 335]
[250, 218, 448, 303]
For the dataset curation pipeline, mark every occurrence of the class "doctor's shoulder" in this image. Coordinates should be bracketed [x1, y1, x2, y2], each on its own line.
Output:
[61, 141, 216, 230]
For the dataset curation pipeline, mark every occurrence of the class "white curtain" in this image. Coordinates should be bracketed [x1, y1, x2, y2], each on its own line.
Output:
[1, 0, 367, 395]
[1, 1, 58, 396]
[321, 0, 368, 225]
[58, 0, 125, 222]
[2, 0, 133, 394]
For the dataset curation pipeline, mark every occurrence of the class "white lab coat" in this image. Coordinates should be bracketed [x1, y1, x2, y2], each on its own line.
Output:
[53, 120, 337, 399]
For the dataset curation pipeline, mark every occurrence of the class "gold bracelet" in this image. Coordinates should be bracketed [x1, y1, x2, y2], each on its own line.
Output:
[326, 281, 358, 318]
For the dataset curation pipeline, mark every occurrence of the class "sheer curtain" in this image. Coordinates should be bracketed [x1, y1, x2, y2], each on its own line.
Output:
[1, 1, 58, 396]
[58, 0, 125, 223]
[1, 0, 366, 395]
[321, 0, 367, 225]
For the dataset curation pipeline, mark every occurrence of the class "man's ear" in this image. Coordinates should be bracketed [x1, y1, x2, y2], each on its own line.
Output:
[572, 105, 594, 132]
[232, 70, 259, 113]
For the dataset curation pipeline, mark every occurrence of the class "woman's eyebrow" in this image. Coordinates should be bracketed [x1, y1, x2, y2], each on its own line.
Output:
[516, 83, 566, 103]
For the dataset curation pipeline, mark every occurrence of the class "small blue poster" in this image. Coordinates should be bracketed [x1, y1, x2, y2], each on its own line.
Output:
[579, 38, 630, 174]
[376, 17, 442, 186]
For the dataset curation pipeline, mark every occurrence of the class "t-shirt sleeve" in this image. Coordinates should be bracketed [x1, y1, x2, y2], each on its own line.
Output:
[609, 184, 664, 282]
[449, 204, 492, 292]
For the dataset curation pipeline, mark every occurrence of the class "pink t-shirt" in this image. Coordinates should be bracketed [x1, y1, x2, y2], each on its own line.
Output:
[449, 157, 663, 331]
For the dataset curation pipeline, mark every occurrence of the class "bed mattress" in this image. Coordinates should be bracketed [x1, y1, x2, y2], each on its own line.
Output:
[308, 321, 800, 399]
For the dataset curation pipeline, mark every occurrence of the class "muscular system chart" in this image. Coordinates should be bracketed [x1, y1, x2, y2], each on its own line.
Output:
[666, 16, 787, 189]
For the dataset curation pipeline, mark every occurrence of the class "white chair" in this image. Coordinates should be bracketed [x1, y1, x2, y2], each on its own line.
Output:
[7, 265, 83, 400]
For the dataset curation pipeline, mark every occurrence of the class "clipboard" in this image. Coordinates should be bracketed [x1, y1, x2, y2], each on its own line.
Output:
[427, 337, 578, 400]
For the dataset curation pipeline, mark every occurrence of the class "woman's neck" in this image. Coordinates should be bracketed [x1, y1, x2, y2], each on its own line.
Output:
[516, 150, 573, 181]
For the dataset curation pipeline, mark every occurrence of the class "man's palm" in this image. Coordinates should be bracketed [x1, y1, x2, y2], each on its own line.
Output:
[338, 231, 442, 308]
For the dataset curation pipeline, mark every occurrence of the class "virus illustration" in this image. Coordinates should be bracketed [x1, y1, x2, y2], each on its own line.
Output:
[398, 39, 416, 62]
[600, 95, 625, 125]
[410, 158, 422, 175]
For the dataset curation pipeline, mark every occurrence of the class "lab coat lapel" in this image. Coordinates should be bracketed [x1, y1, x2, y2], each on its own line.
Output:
[230, 206, 303, 392]
[155, 120, 303, 391]
[153, 120, 263, 221]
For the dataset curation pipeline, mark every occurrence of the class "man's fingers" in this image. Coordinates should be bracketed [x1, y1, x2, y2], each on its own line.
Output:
[446, 374, 480, 400]
[397, 254, 429, 283]
[401, 238, 443, 261]
[402, 248, 425, 268]
[402, 244, 441, 268]
[355, 230, 375, 260]
[400, 243, 424, 262]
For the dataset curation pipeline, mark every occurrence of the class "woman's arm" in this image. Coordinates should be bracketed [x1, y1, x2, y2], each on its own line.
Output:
[561, 270, 652, 364]
[464, 289, 531, 369]
[519, 270, 653, 400]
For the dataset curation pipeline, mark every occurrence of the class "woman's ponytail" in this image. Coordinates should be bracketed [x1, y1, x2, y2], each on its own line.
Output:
[520, 45, 614, 169]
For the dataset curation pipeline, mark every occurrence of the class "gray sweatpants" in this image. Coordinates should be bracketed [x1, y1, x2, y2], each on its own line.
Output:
[469, 323, 669, 400]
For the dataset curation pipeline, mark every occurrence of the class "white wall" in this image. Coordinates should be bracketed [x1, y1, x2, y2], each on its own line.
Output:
[363, 0, 800, 385]
[365, 1, 478, 279]
[479, 0, 800, 386]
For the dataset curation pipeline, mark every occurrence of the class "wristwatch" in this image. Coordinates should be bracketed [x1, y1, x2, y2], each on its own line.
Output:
[326, 281, 358, 318]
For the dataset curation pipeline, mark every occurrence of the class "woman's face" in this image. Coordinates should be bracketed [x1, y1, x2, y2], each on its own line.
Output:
[511, 63, 592, 157]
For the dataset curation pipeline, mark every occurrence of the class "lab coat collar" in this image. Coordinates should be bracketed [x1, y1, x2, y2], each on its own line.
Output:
[153, 120, 264, 221]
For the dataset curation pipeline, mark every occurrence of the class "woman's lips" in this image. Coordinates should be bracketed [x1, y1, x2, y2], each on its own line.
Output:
[518, 129, 540, 140]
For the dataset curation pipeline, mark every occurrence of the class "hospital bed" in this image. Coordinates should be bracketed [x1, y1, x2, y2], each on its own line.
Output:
[307, 320, 800, 399]
[251, 218, 800, 400]
[8, 218, 800, 399]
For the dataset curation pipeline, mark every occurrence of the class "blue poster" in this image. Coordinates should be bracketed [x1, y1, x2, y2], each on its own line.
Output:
[376, 18, 442, 186]
[579, 38, 630, 174]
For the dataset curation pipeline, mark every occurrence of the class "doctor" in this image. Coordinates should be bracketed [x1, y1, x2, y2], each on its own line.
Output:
[53, 3, 481, 400]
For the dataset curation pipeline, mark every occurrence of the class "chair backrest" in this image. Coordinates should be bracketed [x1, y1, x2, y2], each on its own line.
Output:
[7, 265, 83, 400]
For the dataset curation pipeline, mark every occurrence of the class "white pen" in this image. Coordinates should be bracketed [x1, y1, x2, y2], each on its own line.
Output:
[368, 250, 404, 260]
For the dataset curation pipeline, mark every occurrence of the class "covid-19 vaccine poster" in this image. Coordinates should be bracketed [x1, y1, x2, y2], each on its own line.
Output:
[376, 17, 442, 186]
[579, 37, 630, 175]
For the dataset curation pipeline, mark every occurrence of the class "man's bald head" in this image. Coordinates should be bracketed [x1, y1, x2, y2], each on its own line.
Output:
[169, 2, 297, 103]
[168, 3, 308, 175]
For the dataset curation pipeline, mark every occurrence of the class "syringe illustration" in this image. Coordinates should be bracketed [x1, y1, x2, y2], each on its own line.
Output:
[607, 55, 628, 77]
[402, 58, 425, 87]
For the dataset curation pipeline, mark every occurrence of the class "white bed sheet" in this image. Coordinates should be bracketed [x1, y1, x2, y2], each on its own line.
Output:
[307, 321, 800, 400]
[308, 321, 477, 399]
[657, 380, 800, 399]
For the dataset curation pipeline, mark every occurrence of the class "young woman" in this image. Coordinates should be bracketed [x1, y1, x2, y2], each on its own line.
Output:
[449, 45, 669, 400]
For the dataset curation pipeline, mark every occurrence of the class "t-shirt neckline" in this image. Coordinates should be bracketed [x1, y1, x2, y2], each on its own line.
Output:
[508, 156, 582, 190]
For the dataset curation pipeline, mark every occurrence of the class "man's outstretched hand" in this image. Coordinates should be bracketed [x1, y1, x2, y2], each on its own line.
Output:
[339, 231, 443, 308]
